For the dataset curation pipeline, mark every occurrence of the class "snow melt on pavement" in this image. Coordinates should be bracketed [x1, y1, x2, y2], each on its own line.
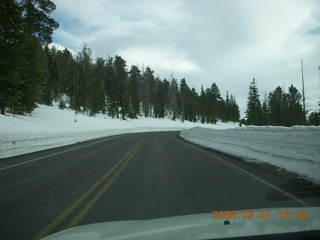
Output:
[0, 103, 236, 159]
[181, 126, 320, 184]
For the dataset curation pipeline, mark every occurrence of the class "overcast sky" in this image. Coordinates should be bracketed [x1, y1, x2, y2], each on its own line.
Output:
[51, 0, 320, 116]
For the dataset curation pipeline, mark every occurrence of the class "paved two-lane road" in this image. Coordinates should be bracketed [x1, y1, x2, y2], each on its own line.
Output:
[1, 131, 319, 239]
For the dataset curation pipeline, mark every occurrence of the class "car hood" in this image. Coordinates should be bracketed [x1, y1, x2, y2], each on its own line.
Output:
[41, 207, 320, 240]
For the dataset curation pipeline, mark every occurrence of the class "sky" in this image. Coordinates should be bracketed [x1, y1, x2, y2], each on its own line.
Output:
[51, 0, 320, 116]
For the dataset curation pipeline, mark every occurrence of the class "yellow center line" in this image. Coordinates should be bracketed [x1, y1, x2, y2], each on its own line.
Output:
[34, 138, 144, 240]
[64, 140, 143, 229]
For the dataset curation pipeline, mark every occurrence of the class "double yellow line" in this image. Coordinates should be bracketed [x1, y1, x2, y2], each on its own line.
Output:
[34, 138, 145, 240]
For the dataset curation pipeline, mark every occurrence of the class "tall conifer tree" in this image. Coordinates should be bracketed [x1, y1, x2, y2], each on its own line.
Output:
[246, 78, 262, 125]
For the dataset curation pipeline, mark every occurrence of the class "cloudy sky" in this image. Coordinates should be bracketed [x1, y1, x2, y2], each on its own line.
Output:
[51, 0, 320, 116]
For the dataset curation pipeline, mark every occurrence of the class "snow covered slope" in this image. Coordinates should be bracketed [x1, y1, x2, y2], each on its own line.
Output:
[181, 126, 320, 184]
[3, 104, 318, 185]
[0, 103, 236, 159]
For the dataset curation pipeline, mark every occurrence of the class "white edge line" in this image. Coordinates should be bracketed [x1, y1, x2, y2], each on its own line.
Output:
[0, 135, 123, 171]
[181, 138, 311, 207]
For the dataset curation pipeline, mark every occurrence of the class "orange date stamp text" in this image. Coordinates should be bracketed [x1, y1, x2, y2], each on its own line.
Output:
[211, 210, 308, 220]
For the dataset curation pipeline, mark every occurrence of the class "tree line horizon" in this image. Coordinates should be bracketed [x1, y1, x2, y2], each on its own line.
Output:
[1, 0, 319, 126]
[35, 43, 242, 124]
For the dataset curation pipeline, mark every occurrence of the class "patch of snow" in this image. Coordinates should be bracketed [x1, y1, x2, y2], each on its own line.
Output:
[180, 126, 320, 184]
[0, 103, 237, 159]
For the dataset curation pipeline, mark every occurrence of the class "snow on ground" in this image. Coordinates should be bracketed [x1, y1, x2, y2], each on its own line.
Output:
[3, 104, 318, 185]
[181, 126, 320, 185]
[0, 103, 237, 159]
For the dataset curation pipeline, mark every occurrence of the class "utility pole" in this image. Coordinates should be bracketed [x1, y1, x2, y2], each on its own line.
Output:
[301, 59, 306, 113]
[318, 65, 320, 108]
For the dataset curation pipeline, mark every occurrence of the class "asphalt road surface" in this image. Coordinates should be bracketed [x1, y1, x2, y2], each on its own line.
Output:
[1, 131, 319, 239]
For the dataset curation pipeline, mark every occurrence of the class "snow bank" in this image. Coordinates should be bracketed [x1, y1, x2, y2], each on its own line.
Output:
[3, 103, 319, 185]
[0, 104, 237, 159]
[180, 126, 320, 184]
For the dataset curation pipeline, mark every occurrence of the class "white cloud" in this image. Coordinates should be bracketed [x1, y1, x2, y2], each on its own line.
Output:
[118, 46, 202, 75]
[51, 0, 320, 114]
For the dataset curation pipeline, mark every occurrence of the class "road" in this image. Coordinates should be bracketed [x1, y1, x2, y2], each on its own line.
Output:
[0, 131, 319, 239]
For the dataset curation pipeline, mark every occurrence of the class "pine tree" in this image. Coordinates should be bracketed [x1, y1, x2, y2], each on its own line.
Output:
[21, 0, 59, 45]
[190, 88, 198, 122]
[204, 87, 214, 123]
[201, 83, 223, 123]
[230, 94, 240, 122]
[0, 0, 59, 114]
[0, 0, 25, 114]
[20, 0, 59, 113]
[268, 86, 283, 125]
[128, 65, 141, 118]
[287, 84, 306, 126]
[39, 45, 54, 106]
[154, 78, 165, 118]
[261, 97, 269, 125]
[211, 83, 224, 122]
[162, 79, 170, 116]
[179, 78, 190, 121]
[105, 57, 117, 118]
[75, 43, 93, 112]
[56, 48, 75, 100]
[199, 86, 206, 123]
[246, 78, 262, 125]
[225, 91, 230, 122]
[88, 57, 106, 116]
[19, 32, 44, 113]
[113, 55, 129, 119]
[42, 47, 76, 107]
[308, 111, 320, 126]
[168, 78, 179, 120]
[178, 78, 199, 122]
[267, 85, 306, 126]
[141, 67, 154, 117]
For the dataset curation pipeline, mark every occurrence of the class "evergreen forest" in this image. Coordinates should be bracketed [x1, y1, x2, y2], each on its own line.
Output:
[1, 0, 319, 126]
